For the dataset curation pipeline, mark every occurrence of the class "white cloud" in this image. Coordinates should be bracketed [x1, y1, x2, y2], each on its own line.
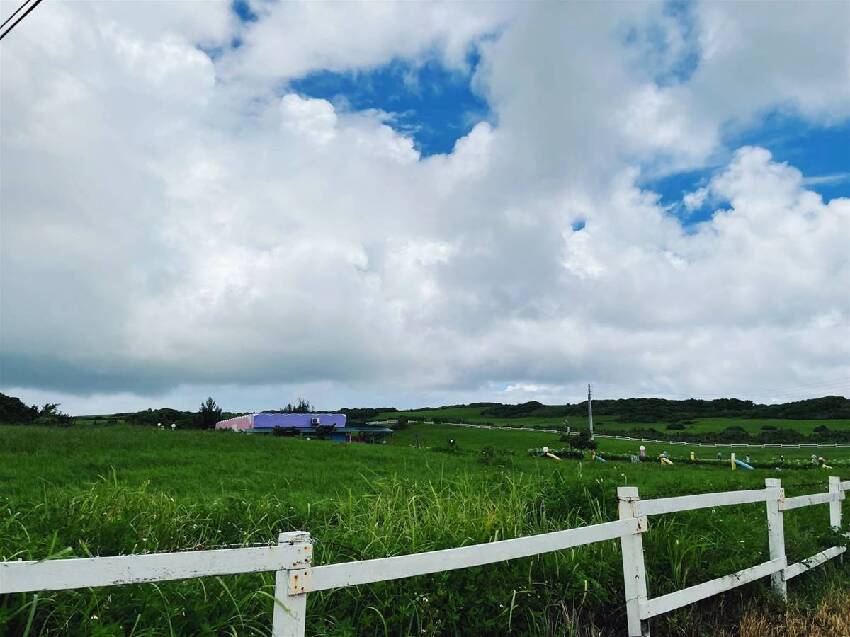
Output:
[280, 93, 338, 143]
[693, 1, 850, 124]
[803, 173, 850, 187]
[1, 1, 849, 412]
[683, 187, 708, 211]
[223, 2, 516, 81]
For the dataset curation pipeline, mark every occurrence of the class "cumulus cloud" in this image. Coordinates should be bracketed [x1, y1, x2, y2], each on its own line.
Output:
[223, 2, 516, 80]
[683, 188, 708, 212]
[1, 0, 848, 411]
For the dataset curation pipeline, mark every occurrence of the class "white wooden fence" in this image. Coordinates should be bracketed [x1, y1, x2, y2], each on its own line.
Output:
[1, 477, 847, 636]
[596, 434, 850, 450]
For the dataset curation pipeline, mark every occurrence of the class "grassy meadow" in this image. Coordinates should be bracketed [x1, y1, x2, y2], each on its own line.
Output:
[376, 406, 850, 436]
[1, 422, 848, 636]
[391, 421, 850, 463]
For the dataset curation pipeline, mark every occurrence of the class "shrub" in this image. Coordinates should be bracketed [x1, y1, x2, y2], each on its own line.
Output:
[0, 392, 39, 424]
[553, 448, 584, 460]
[34, 403, 74, 427]
[432, 438, 462, 454]
[479, 446, 515, 467]
[391, 417, 409, 431]
[569, 430, 597, 450]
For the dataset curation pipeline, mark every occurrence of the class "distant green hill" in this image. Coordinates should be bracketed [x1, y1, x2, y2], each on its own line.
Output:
[379, 396, 850, 425]
[3, 392, 848, 427]
[477, 396, 850, 421]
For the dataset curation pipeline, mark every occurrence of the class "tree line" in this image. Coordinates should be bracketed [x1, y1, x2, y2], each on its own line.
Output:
[3, 392, 849, 430]
[0, 393, 332, 430]
[477, 396, 850, 421]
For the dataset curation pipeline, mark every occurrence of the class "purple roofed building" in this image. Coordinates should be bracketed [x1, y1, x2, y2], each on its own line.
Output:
[214, 411, 393, 444]
[215, 412, 346, 433]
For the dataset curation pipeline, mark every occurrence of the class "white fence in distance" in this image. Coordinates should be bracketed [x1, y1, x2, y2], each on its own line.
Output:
[399, 419, 850, 449]
[597, 434, 850, 450]
[1, 477, 846, 636]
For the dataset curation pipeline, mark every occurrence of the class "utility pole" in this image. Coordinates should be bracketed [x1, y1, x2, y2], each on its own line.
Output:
[587, 383, 594, 440]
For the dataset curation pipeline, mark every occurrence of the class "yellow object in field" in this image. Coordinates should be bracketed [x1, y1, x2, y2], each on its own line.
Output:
[660, 457, 673, 465]
[690, 451, 695, 461]
[731, 452, 736, 470]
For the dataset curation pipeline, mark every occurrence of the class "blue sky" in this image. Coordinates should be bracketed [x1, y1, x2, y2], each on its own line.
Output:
[231, 0, 491, 157]
[288, 55, 490, 156]
[232, 0, 847, 219]
[232, 0, 257, 24]
[648, 115, 850, 224]
[285, 49, 849, 225]
[734, 114, 850, 201]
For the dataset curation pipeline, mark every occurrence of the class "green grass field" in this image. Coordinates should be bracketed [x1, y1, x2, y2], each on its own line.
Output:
[1, 423, 848, 636]
[390, 421, 850, 464]
[376, 406, 567, 428]
[377, 406, 850, 436]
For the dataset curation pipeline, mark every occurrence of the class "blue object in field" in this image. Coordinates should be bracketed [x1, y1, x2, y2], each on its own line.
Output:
[735, 459, 754, 470]
[595, 455, 607, 463]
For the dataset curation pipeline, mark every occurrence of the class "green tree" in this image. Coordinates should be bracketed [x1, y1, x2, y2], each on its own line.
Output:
[283, 397, 313, 413]
[36, 402, 73, 426]
[568, 429, 597, 451]
[197, 397, 222, 429]
[0, 393, 39, 423]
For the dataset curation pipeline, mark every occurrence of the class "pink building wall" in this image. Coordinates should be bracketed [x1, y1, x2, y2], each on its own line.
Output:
[215, 414, 254, 431]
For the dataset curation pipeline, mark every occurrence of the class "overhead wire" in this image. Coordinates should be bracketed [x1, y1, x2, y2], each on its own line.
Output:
[0, 0, 44, 42]
[0, 0, 32, 31]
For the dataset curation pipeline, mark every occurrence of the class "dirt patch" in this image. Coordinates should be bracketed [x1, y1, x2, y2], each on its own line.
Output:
[717, 588, 850, 637]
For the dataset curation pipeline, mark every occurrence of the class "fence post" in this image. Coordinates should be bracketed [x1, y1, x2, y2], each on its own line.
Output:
[618, 486, 649, 637]
[272, 531, 313, 637]
[764, 478, 787, 601]
[828, 476, 843, 531]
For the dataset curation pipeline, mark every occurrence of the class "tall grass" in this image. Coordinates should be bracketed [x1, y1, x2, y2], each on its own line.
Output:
[1, 425, 848, 636]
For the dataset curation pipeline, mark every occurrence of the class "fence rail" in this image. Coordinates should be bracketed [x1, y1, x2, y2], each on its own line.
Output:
[597, 434, 850, 450]
[0, 543, 308, 594]
[640, 557, 786, 621]
[1, 477, 846, 637]
[636, 488, 769, 517]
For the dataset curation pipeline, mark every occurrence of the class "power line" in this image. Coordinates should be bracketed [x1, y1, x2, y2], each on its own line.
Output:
[0, 0, 31, 30]
[0, 0, 44, 42]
